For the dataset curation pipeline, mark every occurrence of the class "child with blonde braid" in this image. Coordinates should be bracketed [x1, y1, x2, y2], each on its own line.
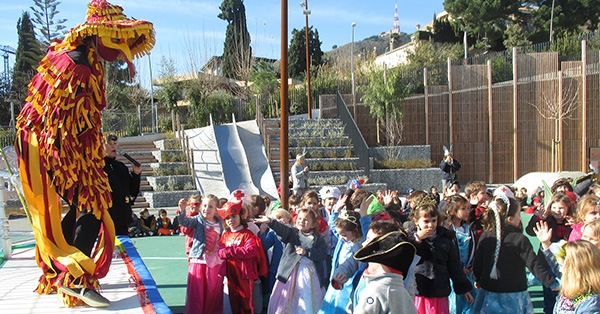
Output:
[406, 196, 473, 314]
[473, 196, 558, 314]
[443, 195, 477, 314]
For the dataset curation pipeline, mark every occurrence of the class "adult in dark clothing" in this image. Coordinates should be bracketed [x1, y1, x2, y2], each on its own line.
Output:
[103, 134, 142, 235]
[440, 152, 461, 194]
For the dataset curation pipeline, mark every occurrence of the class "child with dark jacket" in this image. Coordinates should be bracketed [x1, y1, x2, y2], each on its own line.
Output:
[406, 196, 473, 314]
[473, 196, 558, 313]
[157, 208, 175, 236]
[139, 208, 157, 236]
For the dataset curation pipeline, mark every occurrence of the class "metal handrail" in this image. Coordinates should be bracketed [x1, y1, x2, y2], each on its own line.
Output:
[336, 91, 370, 177]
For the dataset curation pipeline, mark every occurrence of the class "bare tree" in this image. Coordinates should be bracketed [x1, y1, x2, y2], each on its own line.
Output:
[529, 71, 580, 171]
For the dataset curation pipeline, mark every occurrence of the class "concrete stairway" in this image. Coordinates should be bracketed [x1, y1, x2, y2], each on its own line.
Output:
[263, 118, 374, 191]
[116, 141, 158, 210]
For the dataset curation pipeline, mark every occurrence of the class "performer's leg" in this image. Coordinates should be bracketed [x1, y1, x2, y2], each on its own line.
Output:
[61, 205, 77, 246]
[73, 211, 101, 257]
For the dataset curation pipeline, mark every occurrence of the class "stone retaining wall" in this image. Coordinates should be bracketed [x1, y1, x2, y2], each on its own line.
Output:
[370, 168, 440, 193]
[141, 190, 199, 208]
[369, 145, 431, 161]
[149, 162, 189, 175]
[146, 175, 195, 191]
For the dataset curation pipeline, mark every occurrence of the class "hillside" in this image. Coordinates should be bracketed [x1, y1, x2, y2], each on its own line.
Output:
[324, 32, 412, 61]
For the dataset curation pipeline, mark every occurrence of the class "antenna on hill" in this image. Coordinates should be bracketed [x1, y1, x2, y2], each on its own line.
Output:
[393, 1, 400, 33]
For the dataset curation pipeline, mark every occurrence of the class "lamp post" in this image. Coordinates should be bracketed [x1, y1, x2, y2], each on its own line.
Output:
[148, 52, 157, 133]
[351, 22, 356, 119]
[301, 0, 312, 119]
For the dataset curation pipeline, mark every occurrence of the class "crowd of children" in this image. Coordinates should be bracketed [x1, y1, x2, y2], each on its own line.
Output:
[126, 174, 600, 314]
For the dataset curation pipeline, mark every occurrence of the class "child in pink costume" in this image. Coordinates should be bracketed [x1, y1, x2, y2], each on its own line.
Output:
[177, 194, 225, 314]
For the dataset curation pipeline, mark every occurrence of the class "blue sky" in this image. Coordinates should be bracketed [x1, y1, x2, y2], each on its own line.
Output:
[0, 0, 445, 87]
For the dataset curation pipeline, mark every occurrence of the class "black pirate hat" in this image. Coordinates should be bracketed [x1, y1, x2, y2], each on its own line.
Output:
[354, 231, 416, 276]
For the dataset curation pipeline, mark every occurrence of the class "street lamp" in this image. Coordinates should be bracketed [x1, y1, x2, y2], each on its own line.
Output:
[351, 22, 356, 118]
[301, 1, 312, 119]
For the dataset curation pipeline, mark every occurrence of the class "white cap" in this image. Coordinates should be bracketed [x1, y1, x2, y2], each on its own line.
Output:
[319, 186, 341, 200]
[493, 185, 515, 199]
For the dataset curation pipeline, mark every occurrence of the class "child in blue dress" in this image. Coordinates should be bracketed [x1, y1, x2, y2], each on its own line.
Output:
[443, 194, 477, 314]
[318, 203, 369, 314]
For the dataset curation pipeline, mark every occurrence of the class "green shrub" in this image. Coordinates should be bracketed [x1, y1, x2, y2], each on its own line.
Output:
[373, 158, 431, 169]
[153, 166, 189, 176]
[161, 151, 187, 162]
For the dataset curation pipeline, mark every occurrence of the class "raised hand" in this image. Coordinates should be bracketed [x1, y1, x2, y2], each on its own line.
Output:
[382, 190, 394, 206]
[334, 194, 348, 212]
[359, 194, 375, 217]
[178, 198, 186, 212]
[533, 221, 553, 250]
[254, 215, 271, 224]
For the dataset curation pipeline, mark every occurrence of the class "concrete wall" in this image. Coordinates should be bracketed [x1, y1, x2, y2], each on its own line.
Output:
[370, 168, 440, 194]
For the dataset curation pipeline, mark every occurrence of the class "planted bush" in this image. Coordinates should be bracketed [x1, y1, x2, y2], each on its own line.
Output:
[373, 158, 431, 169]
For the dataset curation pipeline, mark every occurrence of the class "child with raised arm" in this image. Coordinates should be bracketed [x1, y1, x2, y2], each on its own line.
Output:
[534, 219, 600, 312]
[178, 195, 202, 255]
[525, 192, 575, 313]
[218, 200, 268, 314]
[406, 196, 473, 314]
[176, 194, 224, 314]
[255, 207, 328, 314]
[473, 196, 558, 314]
[318, 209, 364, 314]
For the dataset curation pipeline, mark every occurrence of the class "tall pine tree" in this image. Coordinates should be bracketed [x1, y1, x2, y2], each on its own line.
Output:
[10, 12, 43, 115]
[288, 26, 323, 79]
[30, 0, 68, 48]
[218, 0, 252, 80]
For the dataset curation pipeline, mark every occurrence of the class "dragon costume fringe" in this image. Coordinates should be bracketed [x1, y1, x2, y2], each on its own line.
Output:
[15, 0, 154, 307]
